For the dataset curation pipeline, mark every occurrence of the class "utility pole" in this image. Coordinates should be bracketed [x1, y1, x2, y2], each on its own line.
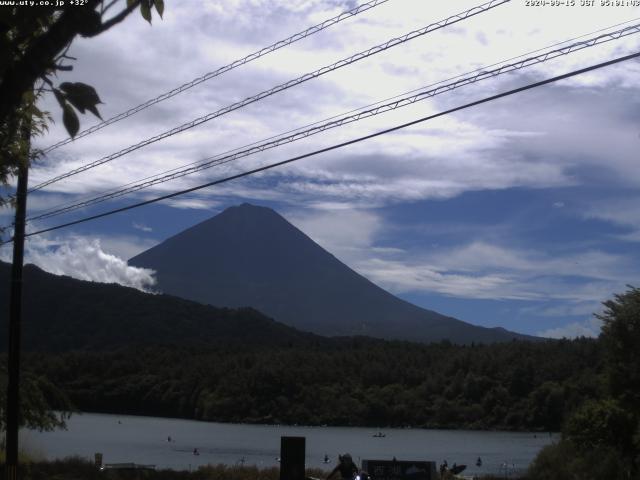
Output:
[5, 121, 30, 480]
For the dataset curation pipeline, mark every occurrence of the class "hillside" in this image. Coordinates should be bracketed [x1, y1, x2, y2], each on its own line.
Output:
[0, 261, 316, 352]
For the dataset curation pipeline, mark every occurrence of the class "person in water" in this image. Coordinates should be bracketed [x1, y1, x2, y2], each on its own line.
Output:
[327, 453, 359, 480]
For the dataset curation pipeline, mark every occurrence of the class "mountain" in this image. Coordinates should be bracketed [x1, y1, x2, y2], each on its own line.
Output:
[130, 203, 535, 344]
[0, 261, 317, 352]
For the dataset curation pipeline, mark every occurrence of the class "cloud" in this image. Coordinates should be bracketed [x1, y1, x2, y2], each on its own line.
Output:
[132, 222, 153, 232]
[538, 317, 603, 339]
[0, 234, 157, 292]
[282, 207, 637, 305]
[357, 257, 524, 300]
[25, 0, 640, 213]
[583, 196, 640, 242]
[96, 234, 158, 260]
[286, 206, 382, 259]
[422, 241, 629, 283]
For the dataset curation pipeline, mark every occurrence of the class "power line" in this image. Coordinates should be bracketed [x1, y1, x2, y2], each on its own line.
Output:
[4, 49, 637, 244]
[29, 0, 510, 192]
[28, 16, 640, 223]
[40, 0, 391, 155]
[26, 21, 640, 222]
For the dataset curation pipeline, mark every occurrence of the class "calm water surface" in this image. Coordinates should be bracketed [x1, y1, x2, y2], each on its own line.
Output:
[23, 413, 556, 476]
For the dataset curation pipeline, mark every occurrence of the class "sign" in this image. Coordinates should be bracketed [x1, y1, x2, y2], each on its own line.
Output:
[362, 460, 437, 480]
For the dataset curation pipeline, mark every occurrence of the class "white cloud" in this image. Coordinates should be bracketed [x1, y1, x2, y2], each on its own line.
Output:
[538, 316, 603, 339]
[282, 208, 636, 304]
[584, 197, 640, 242]
[286, 206, 382, 259]
[357, 257, 525, 300]
[132, 222, 152, 232]
[0, 234, 157, 292]
[97, 234, 158, 260]
[423, 241, 628, 283]
[23, 0, 640, 212]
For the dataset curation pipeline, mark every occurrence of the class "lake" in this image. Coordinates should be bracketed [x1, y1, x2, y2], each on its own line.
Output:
[22, 413, 556, 476]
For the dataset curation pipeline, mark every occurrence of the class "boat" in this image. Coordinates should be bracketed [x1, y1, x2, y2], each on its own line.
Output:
[372, 432, 386, 438]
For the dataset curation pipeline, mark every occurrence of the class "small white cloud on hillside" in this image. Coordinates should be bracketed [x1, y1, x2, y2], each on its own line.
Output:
[1, 235, 156, 292]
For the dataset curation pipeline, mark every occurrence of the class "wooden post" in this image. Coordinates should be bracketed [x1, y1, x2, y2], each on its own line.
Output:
[280, 436, 306, 480]
[5, 125, 29, 480]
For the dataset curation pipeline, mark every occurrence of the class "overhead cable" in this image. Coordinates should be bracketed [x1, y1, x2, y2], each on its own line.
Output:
[26, 21, 640, 222]
[29, 0, 511, 192]
[28, 16, 640, 223]
[4, 50, 637, 244]
[40, 0, 391, 154]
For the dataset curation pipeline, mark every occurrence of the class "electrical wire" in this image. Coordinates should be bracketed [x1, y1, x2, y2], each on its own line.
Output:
[27, 15, 640, 222]
[40, 0, 392, 154]
[2, 49, 636, 245]
[29, 0, 511, 192]
[26, 21, 640, 222]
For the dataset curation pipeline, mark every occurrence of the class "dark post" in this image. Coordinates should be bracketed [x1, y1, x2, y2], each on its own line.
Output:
[5, 129, 29, 480]
[280, 436, 306, 480]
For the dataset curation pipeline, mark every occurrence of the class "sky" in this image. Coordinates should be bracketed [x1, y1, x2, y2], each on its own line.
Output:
[2, 0, 640, 338]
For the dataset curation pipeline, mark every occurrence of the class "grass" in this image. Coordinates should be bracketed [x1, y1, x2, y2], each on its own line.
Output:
[0, 457, 527, 479]
[0, 458, 330, 480]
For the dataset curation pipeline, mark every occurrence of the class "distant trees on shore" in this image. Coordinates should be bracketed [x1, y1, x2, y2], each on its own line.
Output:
[19, 334, 603, 432]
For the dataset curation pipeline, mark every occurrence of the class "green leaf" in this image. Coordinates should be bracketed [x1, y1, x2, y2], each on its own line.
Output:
[62, 103, 79, 138]
[127, 0, 137, 7]
[140, 0, 152, 24]
[85, 104, 102, 120]
[59, 82, 103, 119]
[153, 0, 164, 18]
[52, 88, 66, 108]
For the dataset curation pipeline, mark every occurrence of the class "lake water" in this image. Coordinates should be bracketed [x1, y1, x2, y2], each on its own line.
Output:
[22, 413, 556, 476]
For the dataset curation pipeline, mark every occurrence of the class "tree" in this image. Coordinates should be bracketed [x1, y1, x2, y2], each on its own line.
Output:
[0, 1, 166, 467]
[0, 0, 165, 208]
[598, 286, 640, 416]
[0, 364, 72, 432]
[529, 287, 640, 480]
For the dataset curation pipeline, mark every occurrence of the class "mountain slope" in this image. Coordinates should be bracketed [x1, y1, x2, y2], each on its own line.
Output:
[0, 261, 317, 352]
[130, 203, 535, 344]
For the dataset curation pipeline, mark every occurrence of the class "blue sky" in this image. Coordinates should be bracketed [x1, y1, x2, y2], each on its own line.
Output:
[2, 0, 640, 338]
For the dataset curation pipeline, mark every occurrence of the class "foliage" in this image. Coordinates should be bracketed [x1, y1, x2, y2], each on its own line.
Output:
[528, 440, 630, 480]
[0, 0, 164, 206]
[598, 286, 640, 416]
[564, 398, 635, 455]
[528, 286, 640, 479]
[0, 263, 607, 432]
[6, 457, 322, 480]
[0, 363, 72, 432]
[21, 337, 604, 432]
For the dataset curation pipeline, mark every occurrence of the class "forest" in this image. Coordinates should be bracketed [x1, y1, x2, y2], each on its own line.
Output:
[18, 336, 603, 432]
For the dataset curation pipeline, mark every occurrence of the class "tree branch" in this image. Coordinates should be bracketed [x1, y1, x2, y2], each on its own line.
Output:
[89, 0, 141, 37]
[0, 0, 141, 125]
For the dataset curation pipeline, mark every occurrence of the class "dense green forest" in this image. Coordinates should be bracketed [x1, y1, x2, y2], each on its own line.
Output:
[19, 336, 603, 432]
[0, 262, 612, 434]
[0, 262, 318, 352]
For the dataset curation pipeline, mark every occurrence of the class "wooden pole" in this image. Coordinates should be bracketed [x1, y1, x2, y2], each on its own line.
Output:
[5, 123, 30, 480]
